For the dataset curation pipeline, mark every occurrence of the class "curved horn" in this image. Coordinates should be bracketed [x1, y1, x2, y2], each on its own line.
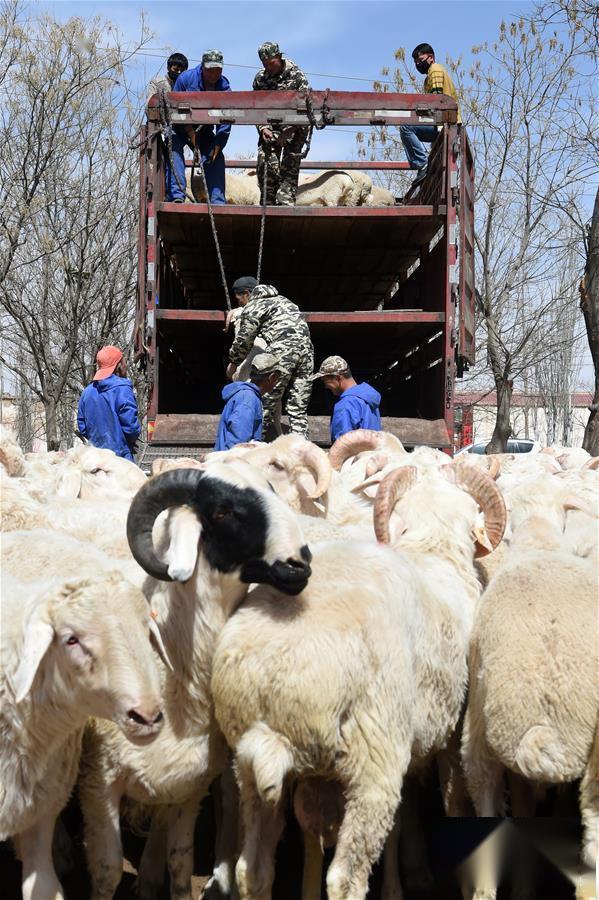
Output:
[329, 429, 382, 471]
[584, 457, 599, 470]
[127, 468, 205, 581]
[297, 443, 332, 498]
[449, 466, 507, 557]
[373, 466, 419, 544]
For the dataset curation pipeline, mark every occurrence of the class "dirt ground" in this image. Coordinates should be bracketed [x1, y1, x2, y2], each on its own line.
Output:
[0, 782, 585, 899]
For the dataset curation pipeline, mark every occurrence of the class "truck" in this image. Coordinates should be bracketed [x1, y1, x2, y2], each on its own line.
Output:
[135, 89, 475, 466]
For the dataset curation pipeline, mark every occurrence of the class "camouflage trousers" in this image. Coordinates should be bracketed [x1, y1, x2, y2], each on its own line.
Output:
[262, 343, 314, 440]
[257, 127, 309, 206]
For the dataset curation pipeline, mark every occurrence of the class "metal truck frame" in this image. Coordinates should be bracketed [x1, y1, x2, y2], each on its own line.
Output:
[136, 90, 475, 459]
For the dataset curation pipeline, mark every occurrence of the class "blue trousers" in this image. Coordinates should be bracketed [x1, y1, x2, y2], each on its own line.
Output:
[166, 129, 226, 204]
[399, 124, 439, 170]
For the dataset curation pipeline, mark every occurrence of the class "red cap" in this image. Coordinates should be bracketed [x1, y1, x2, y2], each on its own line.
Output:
[93, 346, 123, 381]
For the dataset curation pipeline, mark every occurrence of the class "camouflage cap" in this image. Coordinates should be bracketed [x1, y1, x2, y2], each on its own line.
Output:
[202, 49, 224, 69]
[309, 355, 349, 380]
[258, 41, 283, 61]
[250, 353, 280, 377]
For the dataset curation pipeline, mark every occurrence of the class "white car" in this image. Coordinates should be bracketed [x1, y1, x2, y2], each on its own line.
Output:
[455, 439, 541, 456]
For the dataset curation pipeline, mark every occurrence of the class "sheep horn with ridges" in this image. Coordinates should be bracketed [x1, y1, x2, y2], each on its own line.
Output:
[297, 442, 332, 498]
[373, 466, 419, 544]
[328, 430, 383, 471]
[444, 465, 507, 557]
[127, 468, 204, 580]
[584, 456, 599, 470]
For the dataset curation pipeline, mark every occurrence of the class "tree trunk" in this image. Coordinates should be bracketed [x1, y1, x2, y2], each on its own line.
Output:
[45, 398, 60, 451]
[581, 187, 599, 455]
[486, 376, 513, 453]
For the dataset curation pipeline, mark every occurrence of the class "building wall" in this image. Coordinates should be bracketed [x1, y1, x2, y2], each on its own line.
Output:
[468, 403, 589, 447]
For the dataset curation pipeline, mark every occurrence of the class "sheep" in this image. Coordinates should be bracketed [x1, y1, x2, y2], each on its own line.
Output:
[0, 430, 26, 476]
[78, 461, 312, 900]
[210, 434, 332, 517]
[461, 508, 598, 900]
[211, 464, 506, 900]
[364, 184, 396, 206]
[0, 568, 164, 900]
[188, 168, 261, 205]
[296, 170, 373, 207]
[18, 444, 146, 501]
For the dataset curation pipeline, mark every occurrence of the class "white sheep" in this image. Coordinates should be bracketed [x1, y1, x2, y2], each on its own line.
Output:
[78, 461, 312, 900]
[364, 184, 396, 206]
[461, 510, 598, 899]
[0, 569, 164, 900]
[296, 170, 373, 207]
[188, 169, 261, 205]
[211, 464, 506, 900]
[0, 430, 26, 476]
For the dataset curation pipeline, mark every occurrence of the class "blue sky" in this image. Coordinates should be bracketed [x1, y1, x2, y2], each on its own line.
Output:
[38, 0, 531, 159]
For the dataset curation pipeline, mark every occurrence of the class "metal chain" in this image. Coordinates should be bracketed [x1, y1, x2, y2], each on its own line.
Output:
[256, 151, 269, 283]
[194, 148, 231, 311]
[156, 88, 192, 200]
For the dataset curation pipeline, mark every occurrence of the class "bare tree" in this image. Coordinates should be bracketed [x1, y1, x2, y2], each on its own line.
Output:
[581, 186, 599, 454]
[360, 12, 595, 450]
[0, 3, 150, 448]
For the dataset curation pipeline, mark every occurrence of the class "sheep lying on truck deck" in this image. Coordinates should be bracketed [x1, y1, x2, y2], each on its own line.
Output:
[188, 169, 260, 205]
[296, 170, 373, 206]
[78, 462, 312, 900]
[462, 511, 598, 900]
[0, 569, 163, 900]
[211, 464, 506, 900]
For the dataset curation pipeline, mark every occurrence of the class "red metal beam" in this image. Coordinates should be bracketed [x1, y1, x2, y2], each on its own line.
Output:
[156, 310, 445, 324]
[156, 202, 441, 219]
[185, 160, 412, 171]
[147, 90, 458, 127]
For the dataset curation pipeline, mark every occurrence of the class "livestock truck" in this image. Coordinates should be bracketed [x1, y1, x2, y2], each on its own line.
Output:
[135, 90, 475, 467]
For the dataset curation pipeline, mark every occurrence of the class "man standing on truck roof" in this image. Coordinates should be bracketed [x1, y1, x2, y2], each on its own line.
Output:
[226, 281, 314, 440]
[167, 50, 232, 204]
[311, 355, 382, 443]
[146, 52, 188, 102]
[400, 43, 462, 186]
[253, 42, 310, 206]
[215, 353, 280, 451]
[77, 346, 141, 462]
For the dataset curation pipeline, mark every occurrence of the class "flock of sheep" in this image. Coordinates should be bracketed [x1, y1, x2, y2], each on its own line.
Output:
[187, 168, 396, 207]
[0, 427, 597, 900]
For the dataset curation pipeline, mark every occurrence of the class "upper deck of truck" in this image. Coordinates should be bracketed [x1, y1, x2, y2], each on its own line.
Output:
[137, 90, 475, 450]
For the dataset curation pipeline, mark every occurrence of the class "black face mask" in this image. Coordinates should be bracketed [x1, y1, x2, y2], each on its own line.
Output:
[415, 60, 431, 74]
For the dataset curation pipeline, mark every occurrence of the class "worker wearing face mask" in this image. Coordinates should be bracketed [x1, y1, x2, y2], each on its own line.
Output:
[400, 43, 462, 186]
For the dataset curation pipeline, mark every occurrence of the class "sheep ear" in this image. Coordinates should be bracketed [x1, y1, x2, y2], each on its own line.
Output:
[57, 468, 82, 499]
[149, 617, 174, 672]
[14, 617, 55, 703]
[166, 506, 202, 582]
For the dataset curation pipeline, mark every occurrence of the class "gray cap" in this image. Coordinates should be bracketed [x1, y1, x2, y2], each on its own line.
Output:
[232, 276, 258, 293]
[309, 355, 349, 380]
[202, 49, 224, 69]
[250, 353, 280, 377]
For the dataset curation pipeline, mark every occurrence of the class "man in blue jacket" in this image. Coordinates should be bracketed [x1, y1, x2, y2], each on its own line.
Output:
[77, 346, 141, 461]
[215, 353, 280, 451]
[167, 49, 231, 204]
[310, 355, 382, 443]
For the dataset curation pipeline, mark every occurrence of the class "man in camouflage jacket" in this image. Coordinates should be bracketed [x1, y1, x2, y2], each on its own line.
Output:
[253, 42, 310, 206]
[227, 283, 314, 439]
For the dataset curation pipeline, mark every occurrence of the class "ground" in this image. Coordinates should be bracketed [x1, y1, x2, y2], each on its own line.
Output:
[1, 778, 586, 898]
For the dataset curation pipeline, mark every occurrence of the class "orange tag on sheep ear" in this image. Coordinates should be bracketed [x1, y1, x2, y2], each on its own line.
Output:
[150, 610, 158, 620]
